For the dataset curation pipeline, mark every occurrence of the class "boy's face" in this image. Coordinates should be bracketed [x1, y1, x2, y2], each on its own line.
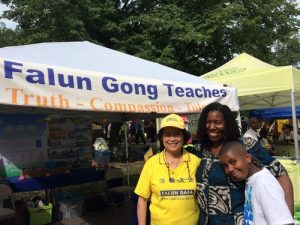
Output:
[219, 147, 251, 182]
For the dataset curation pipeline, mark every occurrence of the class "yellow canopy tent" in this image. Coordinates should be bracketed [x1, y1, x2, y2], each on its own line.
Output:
[202, 53, 300, 161]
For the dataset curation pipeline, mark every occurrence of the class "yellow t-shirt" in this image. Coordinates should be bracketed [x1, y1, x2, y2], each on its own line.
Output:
[135, 149, 200, 225]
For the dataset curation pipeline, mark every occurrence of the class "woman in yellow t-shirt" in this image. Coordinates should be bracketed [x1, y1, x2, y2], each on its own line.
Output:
[135, 114, 200, 225]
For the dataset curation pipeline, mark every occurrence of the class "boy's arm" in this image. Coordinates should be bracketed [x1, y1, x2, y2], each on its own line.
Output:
[277, 175, 294, 217]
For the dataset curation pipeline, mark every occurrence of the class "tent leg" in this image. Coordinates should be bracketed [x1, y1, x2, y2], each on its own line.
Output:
[124, 122, 130, 185]
[236, 111, 242, 133]
[291, 90, 300, 163]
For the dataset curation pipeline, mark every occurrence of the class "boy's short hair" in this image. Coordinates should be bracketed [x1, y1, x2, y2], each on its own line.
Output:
[220, 141, 246, 157]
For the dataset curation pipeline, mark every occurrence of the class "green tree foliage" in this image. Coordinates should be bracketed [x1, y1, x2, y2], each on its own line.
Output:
[1, 0, 299, 74]
[0, 22, 18, 47]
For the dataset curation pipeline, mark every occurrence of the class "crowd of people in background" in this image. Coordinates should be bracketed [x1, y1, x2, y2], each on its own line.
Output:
[92, 112, 299, 158]
[128, 119, 156, 144]
[92, 119, 157, 148]
[241, 116, 300, 157]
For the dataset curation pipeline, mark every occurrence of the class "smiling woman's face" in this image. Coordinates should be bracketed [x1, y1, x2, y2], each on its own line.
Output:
[162, 127, 184, 153]
[205, 110, 226, 144]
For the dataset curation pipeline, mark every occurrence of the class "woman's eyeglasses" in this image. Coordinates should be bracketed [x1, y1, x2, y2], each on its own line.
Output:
[163, 152, 193, 183]
[166, 161, 193, 183]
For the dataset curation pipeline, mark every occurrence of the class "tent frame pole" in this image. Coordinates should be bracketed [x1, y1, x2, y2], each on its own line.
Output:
[236, 111, 242, 132]
[290, 90, 300, 163]
[124, 121, 130, 185]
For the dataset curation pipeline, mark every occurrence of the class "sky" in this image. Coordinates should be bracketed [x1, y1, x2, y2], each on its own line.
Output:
[1, 1, 300, 29]
[0, 4, 17, 28]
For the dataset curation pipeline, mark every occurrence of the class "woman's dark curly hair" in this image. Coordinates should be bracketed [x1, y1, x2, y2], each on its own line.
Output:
[158, 128, 191, 150]
[197, 102, 241, 149]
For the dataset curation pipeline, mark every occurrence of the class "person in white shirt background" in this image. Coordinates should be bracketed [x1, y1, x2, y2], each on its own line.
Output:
[243, 117, 261, 141]
[277, 124, 300, 145]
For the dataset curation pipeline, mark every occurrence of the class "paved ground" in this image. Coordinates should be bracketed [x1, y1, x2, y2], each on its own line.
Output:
[53, 201, 135, 225]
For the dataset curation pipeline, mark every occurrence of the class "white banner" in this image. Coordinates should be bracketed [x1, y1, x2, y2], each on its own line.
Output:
[0, 58, 239, 113]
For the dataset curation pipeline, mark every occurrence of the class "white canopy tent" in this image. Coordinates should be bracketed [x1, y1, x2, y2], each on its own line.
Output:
[0, 41, 239, 173]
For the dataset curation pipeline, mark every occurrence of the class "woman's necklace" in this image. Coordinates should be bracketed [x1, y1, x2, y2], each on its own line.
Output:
[163, 150, 192, 183]
[164, 150, 183, 169]
[211, 145, 221, 156]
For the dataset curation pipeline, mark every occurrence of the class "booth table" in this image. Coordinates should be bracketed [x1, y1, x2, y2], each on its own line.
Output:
[278, 158, 300, 204]
[275, 144, 297, 157]
[1, 167, 106, 222]
[3, 167, 105, 193]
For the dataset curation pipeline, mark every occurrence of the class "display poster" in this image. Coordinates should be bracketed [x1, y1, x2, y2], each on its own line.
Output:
[48, 117, 92, 167]
[0, 114, 47, 177]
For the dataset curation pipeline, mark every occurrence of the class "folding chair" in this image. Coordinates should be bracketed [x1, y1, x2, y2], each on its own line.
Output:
[105, 168, 134, 215]
[0, 183, 16, 225]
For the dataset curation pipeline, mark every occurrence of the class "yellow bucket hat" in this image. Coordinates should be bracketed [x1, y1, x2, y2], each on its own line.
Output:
[160, 114, 185, 130]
